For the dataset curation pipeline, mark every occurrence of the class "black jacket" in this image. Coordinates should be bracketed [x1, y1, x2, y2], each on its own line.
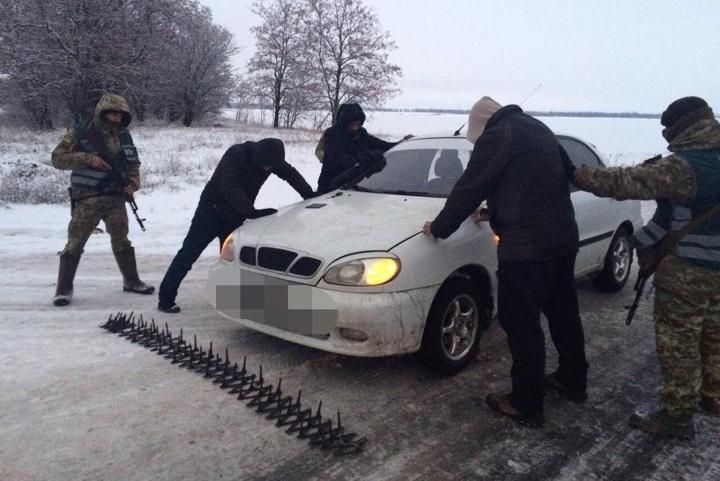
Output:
[431, 105, 578, 261]
[199, 139, 314, 227]
[317, 104, 397, 192]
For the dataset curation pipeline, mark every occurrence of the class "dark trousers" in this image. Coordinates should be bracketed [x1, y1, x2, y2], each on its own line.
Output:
[497, 250, 588, 416]
[158, 204, 236, 307]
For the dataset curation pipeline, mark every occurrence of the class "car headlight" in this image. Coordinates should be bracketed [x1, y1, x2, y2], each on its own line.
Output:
[220, 234, 235, 261]
[324, 258, 400, 286]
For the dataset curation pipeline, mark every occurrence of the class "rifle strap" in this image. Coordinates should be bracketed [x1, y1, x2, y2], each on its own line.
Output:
[659, 202, 720, 256]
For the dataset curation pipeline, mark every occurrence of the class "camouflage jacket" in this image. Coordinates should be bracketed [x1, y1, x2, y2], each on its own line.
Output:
[51, 94, 140, 197]
[574, 116, 720, 203]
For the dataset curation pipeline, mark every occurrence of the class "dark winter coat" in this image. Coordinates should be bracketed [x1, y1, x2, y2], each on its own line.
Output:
[431, 105, 579, 261]
[199, 139, 314, 227]
[317, 103, 397, 193]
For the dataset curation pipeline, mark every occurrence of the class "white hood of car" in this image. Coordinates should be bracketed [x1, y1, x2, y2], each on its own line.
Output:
[237, 190, 445, 262]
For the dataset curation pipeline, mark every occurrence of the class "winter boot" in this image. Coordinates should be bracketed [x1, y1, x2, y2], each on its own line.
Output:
[53, 252, 81, 306]
[544, 372, 587, 403]
[114, 247, 155, 294]
[699, 396, 720, 416]
[158, 303, 181, 314]
[628, 408, 695, 439]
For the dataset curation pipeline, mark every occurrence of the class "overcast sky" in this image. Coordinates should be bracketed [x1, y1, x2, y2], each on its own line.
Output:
[198, 0, 719, 113]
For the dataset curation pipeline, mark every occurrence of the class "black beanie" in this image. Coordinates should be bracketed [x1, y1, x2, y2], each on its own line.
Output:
[252, 138, 285, 169]
[660, 96, 709, 128]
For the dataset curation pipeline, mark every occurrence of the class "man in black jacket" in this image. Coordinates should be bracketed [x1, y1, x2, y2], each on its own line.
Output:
[317, 103, 408, 193]
[158, 138, 314, 313]
[423, 96, 588, 427]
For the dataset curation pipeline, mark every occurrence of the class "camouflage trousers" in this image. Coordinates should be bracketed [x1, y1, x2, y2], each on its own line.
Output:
[653, 255, 720, 415]
[61, 194, 132, 256]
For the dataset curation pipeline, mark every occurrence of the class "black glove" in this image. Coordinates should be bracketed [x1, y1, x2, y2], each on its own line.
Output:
[247, 207, 277, 219]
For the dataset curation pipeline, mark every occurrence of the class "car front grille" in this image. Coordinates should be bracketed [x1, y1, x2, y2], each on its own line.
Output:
[289, 257, 323, 277]
[240, 245, 323, 277]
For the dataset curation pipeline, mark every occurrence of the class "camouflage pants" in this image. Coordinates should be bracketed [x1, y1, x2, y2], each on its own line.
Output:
[653, 255, 720, 415]
[61, 195, 132, 256]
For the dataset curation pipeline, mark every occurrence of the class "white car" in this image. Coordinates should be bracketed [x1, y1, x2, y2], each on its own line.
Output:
[207, 133, 643, 374]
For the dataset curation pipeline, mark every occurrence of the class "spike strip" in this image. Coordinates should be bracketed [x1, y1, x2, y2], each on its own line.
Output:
[100, 312, 365, 456]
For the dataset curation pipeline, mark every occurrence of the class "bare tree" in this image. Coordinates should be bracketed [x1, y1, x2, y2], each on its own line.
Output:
[306, 0, 401, 123]
[164, 3, 238, 126]
[247, 0, 315, 128]
[0, 0, 236, 128]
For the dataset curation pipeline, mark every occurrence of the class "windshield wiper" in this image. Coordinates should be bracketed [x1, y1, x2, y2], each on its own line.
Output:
[376, 189, 438, 197]
[344, 184, 374, 192]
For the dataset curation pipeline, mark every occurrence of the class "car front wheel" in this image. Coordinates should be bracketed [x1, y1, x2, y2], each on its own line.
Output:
[593, 227, 633, 292]
[420, 279, 488, 375]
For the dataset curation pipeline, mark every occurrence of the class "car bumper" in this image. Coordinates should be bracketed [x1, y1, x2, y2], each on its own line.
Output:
[206, 262, 436, 357]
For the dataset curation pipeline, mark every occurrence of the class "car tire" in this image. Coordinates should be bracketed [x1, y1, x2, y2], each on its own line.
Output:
[593, 227, 633, 292]
[420, 279, 488, 375]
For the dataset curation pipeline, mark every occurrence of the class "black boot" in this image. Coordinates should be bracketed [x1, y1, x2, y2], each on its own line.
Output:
[53, 252, 81, 306]
[628, 408, 695, 439]
[544, 372, 587, 403]
[114, 247, 155, 294]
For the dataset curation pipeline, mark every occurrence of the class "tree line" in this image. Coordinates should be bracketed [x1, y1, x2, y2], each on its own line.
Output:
[0, 0, 235, 129]
[0, 0, 400, 130]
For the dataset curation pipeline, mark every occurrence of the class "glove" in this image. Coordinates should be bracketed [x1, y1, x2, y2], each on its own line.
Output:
[247, 208, 277, 219]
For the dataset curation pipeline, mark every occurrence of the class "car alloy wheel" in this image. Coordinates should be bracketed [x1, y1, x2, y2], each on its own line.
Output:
[594, 227, 633, 292]
[420, 278, 487, 375]
[441, 294, 479, 361]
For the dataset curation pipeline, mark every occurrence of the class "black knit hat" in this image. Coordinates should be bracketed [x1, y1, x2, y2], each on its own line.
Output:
[660, 96, 709, 128]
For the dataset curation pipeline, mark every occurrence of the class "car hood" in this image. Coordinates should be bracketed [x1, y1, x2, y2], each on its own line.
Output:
[237, 190, 445, 261]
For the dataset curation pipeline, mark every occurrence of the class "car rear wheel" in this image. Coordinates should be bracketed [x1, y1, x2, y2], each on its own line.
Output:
[420, 279, 488, 375]
[593, 227, 633, 292]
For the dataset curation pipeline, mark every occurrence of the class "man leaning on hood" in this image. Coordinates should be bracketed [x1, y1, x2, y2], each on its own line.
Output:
[51, 93, 154, 307]
[316, 103, 411, 193]
[423, 97, 588, 428]
[157, 138, 315, 313]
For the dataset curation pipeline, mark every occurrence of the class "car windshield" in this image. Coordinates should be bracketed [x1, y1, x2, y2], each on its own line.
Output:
[355, 147, 470, 197]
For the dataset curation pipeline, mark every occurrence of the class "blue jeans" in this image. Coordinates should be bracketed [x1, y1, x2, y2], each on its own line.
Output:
[158, 204, 237, 307]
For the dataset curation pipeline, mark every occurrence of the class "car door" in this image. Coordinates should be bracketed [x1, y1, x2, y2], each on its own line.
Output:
[558, 136, 617, 275]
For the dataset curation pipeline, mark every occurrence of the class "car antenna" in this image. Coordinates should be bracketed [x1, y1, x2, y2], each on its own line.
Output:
[519, 83, 542, 106]
[453, 123, 465, 136]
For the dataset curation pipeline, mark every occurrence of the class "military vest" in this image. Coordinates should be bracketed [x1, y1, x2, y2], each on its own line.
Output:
[70, 121, 138, 193]
[631, 149, 720, 270]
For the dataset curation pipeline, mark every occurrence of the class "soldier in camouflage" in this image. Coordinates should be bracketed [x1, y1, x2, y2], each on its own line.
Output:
[573, 96, 720, 438]
[51, 93, 154, 306]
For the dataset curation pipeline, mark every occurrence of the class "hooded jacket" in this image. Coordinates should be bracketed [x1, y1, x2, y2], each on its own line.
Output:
[317, 103, 397, 193]
[51, 94, 140, 199]
[199, 138, 314, 227]
[431, 105, 579, 261]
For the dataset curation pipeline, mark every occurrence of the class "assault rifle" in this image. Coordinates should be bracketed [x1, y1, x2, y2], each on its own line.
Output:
[326, 153, 387, 193]
[107, 165, 147, 232]
[625, 260, 653, 326]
